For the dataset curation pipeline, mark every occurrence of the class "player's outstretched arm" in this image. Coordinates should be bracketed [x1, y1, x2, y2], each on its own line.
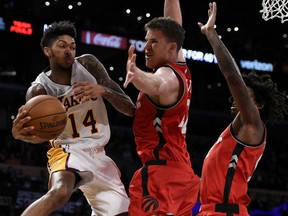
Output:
[164, 0, 182, 26]
[164, 0, 185, 62]
[198, 2, 262, 126]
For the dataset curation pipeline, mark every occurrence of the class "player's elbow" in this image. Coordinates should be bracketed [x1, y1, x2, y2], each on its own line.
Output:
[123, 103, 136, 117]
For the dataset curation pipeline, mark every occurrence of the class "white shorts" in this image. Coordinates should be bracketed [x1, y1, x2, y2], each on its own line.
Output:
[47, 145, 129, 216]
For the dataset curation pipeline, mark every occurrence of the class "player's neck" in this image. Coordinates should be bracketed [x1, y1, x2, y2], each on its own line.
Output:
[49, 70, 71, 86]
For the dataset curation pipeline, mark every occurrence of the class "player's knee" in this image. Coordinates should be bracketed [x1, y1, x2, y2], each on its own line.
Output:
[48, 185, 73, 204]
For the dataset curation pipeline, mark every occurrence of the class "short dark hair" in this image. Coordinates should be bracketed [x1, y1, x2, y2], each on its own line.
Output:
[40, 20, 77, 49]
[242, 71, 288, 125]
[144, 17, 185, 52]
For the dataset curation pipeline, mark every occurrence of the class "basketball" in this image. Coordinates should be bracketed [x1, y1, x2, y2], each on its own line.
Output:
[24, 95, 67, 141]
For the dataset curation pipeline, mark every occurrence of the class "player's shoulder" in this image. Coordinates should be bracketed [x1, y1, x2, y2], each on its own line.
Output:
[26, 84, 47, 101]
[29, 83, 45, 92]
[76, 54, 104, 72]
[76, 54, 99, 64]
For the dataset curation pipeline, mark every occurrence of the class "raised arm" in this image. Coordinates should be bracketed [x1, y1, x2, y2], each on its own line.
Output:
[124, 0, 184, 106]
[198, 2, 262, 128]
[75, 54, 135, 116]
[164, 0, 182, 25]
[164, 0, 185, 62]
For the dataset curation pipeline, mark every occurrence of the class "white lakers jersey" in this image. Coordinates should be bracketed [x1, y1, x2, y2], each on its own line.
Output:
[32, 59, 110, 149]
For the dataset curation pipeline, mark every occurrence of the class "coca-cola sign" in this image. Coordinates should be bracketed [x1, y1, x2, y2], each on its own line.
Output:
[81, 31, 127, 50]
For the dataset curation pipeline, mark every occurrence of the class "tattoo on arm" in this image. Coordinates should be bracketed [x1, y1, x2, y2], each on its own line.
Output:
[78, 54, 135, 116]
[26, 84, 47, 102]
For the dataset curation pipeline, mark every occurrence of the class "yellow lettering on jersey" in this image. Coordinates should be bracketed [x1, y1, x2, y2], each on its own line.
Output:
[58, 95, 97, 111]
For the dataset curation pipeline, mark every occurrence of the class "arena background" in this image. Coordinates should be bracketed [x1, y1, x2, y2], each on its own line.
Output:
[1, 0, 288, 215]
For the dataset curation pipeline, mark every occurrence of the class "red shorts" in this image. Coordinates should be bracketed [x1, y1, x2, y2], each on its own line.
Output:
[198, 203, 249, 216]
[129, 160, 200, 216]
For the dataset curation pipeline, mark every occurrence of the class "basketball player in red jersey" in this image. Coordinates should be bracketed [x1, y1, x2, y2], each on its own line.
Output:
[123, 0, 200, 215]
[197, 2, 288, 215]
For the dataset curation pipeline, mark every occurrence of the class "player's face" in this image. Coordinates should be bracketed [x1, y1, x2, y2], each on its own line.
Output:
[144, 29, 172, 69]
[48, 35, 76, 69]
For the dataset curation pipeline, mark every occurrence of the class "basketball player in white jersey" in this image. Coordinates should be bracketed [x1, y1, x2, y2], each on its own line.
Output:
[12, 20, 135, 216]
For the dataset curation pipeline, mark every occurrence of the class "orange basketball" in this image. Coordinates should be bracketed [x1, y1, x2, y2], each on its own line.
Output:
[24, 95, 67, 141]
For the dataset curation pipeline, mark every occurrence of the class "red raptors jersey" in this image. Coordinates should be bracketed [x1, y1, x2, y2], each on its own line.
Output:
[133, 61, 192, 165]
[200, 124, 266, 207]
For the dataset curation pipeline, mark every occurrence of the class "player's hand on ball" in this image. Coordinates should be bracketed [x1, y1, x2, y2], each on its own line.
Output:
[12, 106, 48, 144]
[72, 81, 105, 102]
